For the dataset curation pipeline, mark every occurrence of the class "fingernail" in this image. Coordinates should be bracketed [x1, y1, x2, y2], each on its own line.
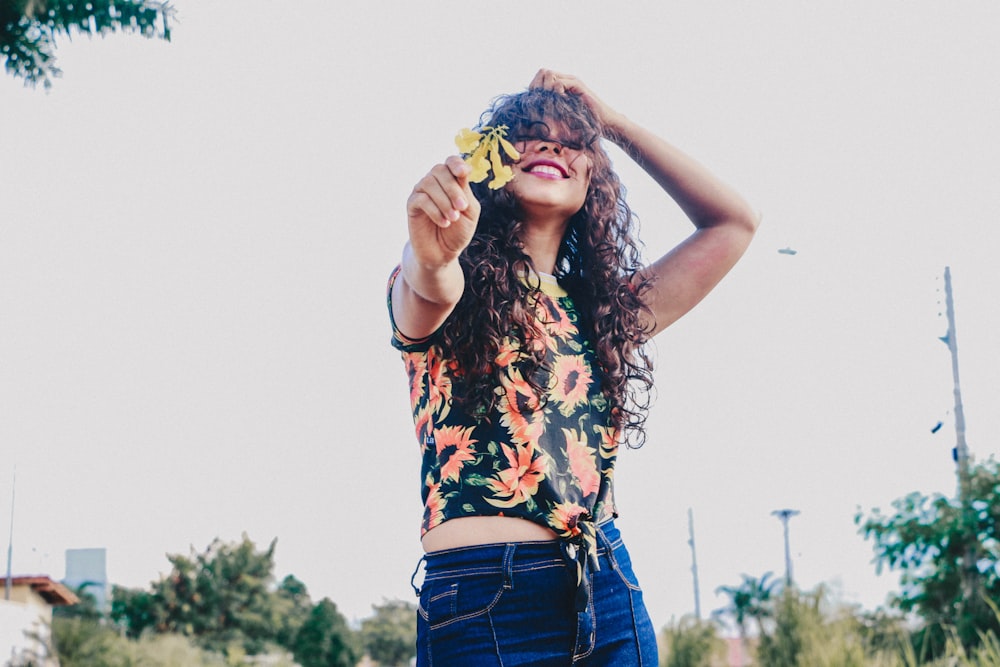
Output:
[455, 197, 468, 211]
[449, 209, 460, 221]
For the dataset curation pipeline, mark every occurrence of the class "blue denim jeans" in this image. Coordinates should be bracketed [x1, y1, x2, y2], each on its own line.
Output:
[412, 521, 658, 666]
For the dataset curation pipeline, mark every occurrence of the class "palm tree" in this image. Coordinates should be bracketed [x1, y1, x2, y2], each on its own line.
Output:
[743, 571, 780, 636]
[713, 572, 781, 665]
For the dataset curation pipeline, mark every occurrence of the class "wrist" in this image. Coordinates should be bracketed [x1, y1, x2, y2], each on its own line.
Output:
[601, 111, 632, 144]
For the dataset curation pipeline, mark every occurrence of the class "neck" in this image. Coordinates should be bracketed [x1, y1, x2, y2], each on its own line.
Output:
[520, 217, 567, 275]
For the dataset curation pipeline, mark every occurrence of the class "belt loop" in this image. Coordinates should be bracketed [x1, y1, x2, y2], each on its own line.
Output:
[501, 544, 516, 590]
[596, 521, 612, 552]
[410, 555, 426, 597]
[595, 521, 618, 570]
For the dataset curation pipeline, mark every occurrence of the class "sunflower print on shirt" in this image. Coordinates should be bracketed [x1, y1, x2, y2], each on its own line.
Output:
[388, 267, 619, 565]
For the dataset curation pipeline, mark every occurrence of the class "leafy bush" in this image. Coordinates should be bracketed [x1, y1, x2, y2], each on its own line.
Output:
[659, 615, 725, 667]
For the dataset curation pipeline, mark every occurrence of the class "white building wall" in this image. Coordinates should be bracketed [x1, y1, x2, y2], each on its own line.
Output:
[0, 599, 57, 666]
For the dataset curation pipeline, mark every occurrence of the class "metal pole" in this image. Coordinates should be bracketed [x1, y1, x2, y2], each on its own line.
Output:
[940, 267, 979, 609]
[941, 266, 971, 493]
[4, 467, 14, 601]
[771, 509, 799, 586]
[688, 508, 702, 619]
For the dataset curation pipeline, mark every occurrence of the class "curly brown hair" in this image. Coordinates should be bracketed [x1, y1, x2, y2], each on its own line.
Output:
[442, 88, 656, 447]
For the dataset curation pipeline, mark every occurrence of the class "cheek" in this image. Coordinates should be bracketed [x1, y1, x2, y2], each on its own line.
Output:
[578, 165, 592, 198]
[573, 156, 592, 186]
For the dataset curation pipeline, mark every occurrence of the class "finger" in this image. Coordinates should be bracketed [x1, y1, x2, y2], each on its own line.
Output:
[448, 156, 479, 218]
[422, 162, 471, 223]
[409, 165, 462, 227]
[531, 68, 576, 94]
[444, 155, 472, 191]
[439, 158, 473, 213]
[530, 68, 560, 89]
[407, 189, 452, 228]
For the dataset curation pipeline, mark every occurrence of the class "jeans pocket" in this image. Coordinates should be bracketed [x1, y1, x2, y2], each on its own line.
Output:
[609, 543, 643, 592]
[422, 574, 506, 630]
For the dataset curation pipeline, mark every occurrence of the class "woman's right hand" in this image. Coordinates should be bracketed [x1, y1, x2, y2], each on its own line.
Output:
[406, 156, 481, 268]
[393, 157, 481, 340]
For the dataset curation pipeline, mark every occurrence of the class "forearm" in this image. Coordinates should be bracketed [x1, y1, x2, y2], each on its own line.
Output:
[392, 242, 465, 341]
[605, 114, 758, 232]
[399, 241, 465, 306]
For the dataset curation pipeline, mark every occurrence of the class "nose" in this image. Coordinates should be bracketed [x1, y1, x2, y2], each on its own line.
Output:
[536, 140, 564, 155]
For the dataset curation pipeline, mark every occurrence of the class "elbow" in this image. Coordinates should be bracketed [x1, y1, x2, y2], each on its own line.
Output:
[734, 202, 762, 237]
[697, 196, 760, 237]
[704, 205, 759, 242]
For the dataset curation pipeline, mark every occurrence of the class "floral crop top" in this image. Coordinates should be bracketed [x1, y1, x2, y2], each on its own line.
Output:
[387, 267, 619, 571]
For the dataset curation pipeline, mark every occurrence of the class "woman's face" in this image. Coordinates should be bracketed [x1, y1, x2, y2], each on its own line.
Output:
[505, 122, 592, 223]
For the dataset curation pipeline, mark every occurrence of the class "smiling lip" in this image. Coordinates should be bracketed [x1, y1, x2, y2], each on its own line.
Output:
[524, 159, 568, 178]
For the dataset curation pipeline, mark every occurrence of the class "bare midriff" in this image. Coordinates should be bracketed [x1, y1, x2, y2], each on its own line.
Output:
[421, 516, 560, 553]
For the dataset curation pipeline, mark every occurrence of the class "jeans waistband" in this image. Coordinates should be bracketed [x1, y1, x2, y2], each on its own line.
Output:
[412, 520, 622, 601]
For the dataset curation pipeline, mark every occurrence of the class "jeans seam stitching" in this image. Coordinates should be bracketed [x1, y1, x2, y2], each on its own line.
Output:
[572, 574, 597, 661]
[488, 610, 505, 667]
[427, 585, 506, 630]
[423, 559, 565, 581]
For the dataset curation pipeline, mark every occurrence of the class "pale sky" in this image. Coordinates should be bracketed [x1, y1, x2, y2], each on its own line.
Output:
[2, 2, 999, 629]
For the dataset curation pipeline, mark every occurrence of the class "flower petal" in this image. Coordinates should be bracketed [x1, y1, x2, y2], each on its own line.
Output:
[467, 145, 491, 183]
[488, 144, 514, 189]
[499, 136, 520, 161]
[455, 128, 483, 154]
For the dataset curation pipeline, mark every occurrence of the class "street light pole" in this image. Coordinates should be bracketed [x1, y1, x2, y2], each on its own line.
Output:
[4, 467, 14, 601]
[772, 509, 800, 587]
[688, 508, 702, 619]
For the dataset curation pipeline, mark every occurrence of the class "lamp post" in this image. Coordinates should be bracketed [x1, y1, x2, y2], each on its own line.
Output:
[688, 508, 701, 619]
[771, 509, 799, 587]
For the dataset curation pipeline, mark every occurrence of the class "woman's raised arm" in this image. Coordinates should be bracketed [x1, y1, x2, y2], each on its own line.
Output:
[530, 69, 761, 337]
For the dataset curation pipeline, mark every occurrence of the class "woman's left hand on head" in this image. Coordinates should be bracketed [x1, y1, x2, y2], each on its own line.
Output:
[528, 69, 624, 135]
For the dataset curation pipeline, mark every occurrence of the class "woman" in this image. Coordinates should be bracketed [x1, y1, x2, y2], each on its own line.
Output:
[388, 69, 758, 666]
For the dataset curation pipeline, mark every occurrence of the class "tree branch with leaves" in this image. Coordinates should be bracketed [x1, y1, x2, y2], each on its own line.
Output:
[0, 0, 174, 88]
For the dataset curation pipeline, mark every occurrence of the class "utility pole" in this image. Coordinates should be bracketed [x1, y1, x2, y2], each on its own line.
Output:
[940, 266, 972, 496]
[771, 509, 799, 586]
[939, 266, 979, 609]
[687, 508, 702, 619]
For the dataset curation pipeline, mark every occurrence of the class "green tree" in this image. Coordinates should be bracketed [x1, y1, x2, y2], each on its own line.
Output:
[713, 571, 779, 658]
[659, 615, 724, 667]
[756, 588, 815, 667]
[158, 534, 281, 654]
[273, 574, 314, 650]
[0, 0, 174, 88]
[49, 616, 134, 667]
[754, 585, 878, 667]
[131, 633, 230, 666]
[292, 598, 360, 667]
[359, 599, 417, 666]
[111, 534, 293, 657]
[856, 457, 1000, 657]
[110, 584, 158, 639]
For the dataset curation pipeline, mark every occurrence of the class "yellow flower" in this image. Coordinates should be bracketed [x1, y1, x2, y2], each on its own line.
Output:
[488, 143, 514, 190]
[454, 124, 520, 189]
[467, 143, 491, 183]
[455, 128, 483, 154]
[498, 136, 520, 160]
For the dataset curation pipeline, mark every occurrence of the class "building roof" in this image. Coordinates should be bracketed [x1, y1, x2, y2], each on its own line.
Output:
[2, 576, 80, 606]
